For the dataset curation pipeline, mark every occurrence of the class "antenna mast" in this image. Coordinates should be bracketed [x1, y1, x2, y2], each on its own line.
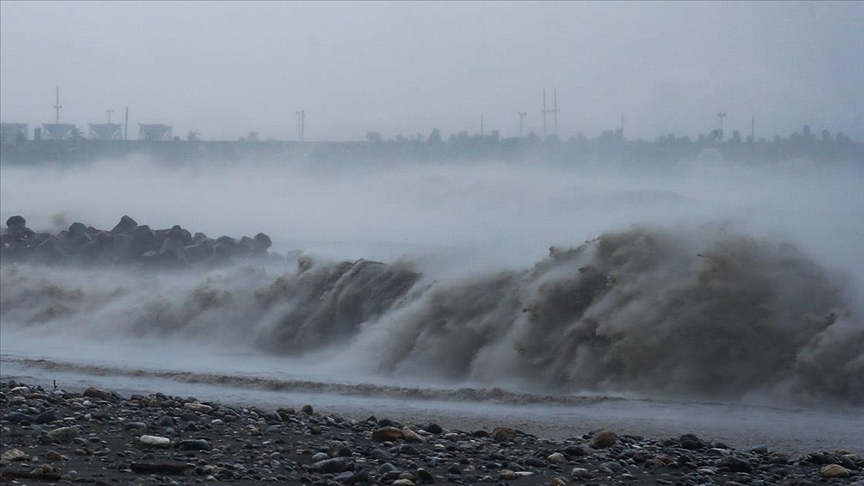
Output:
[552, 89, 560, 137]
[542, 89, 547, 139]
[54, 85, 62, 124]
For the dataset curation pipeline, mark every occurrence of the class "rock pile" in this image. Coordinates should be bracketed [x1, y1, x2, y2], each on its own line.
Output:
[1, 381, 861, 485]
[0, 215, 279, 268]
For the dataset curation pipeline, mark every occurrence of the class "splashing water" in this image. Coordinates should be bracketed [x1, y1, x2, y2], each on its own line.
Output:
[2, 225, 861, 405]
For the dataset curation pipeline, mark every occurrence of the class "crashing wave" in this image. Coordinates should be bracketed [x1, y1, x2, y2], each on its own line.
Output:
[1, 225, 861, 404]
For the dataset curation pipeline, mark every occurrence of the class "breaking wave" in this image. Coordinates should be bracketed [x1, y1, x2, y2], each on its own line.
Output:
[2, 225, 862, 405]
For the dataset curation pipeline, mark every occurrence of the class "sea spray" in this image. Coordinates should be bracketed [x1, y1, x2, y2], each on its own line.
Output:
[1, 225, 861, 404]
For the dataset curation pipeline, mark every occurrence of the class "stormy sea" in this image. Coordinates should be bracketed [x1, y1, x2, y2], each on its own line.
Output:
[2, 154, 863, 453]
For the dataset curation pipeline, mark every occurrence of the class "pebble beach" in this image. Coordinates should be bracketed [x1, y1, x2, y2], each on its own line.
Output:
[1, 381, 861, 486]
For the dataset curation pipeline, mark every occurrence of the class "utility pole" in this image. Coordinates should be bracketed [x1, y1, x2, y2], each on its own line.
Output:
[480, 115, 484, 137]
[124, 107, 129, 140]
[751, 115, 755, 142]
[552, 88, 560, 137]
[54, 85, 62, 124]
[106, 109, 114, 124]
[620, 114, 625, 139]
[296, 110, 306, 142]
[542, 89, 547, 139]
[717, 112, 727, 140]
[518, 112, 527, 137]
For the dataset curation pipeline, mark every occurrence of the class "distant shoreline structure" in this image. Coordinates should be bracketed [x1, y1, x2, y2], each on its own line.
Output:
[2, 120, 861, 165]
[0, 134, 861, 165]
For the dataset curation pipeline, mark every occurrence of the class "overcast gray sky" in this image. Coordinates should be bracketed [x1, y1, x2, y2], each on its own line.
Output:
[1, 1, 862, 142]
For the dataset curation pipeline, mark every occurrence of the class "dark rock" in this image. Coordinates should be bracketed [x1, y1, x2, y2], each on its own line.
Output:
[6, 215, 26, 229]
[179, 412, 199, 422]
[523, 457, 547, 468]
[334, 471, 358, 484]
[309, 457, 349, 474]
[184, 239, 214, 263]
[372, 426, 404, 442]
[3, 411, 32, 424]
[590, 429, 618, 449]
[67, 222, 92, 247]
[131, 225, 159, 256]
[680, 433, 709, 450]
[177, 439, 212, 451]
[423, 423, 443, 434]
[820, 464, 851, 478]
[253, 233, 272, 251]
[129, 462, 188, 475]
[371, 448, 394, 461]
[35, 409, 57, 424]
[48, 426, 79, 443]
[83, 386, 114, 401]
[719, 456, 754, 473]
[492, 426, 516, 442]
[417, 468, 435, 483]
[564, 445, 590, 457]
[393, 444, 419, 455]
[110, 215, 138, 235]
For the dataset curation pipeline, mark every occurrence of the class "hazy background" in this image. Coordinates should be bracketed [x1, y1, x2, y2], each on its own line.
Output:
[2, 156, 863, 294]
[1, 1, 862, 142]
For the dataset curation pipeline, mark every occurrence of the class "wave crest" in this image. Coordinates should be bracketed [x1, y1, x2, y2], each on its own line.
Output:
[2, 225, 861, 404]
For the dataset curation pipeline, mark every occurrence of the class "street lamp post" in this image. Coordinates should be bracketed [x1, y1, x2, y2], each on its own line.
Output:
[717, 113, 727, 140]
[518, 112, 527, 138]
[106, 109, 114, 124]
[296, 110, 305, 142]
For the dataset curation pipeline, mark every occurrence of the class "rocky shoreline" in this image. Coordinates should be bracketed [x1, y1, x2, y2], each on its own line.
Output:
[0, 381, 860, 485]
[1, 215, 282, 269]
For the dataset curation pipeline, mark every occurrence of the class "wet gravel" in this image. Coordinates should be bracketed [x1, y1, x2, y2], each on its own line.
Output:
[1, 381, 861, 485]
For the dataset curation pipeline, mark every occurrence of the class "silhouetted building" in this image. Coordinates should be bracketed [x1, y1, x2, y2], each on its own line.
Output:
[138, 124, 173, 141]
[88, 123, 123, 140]
[0, 123, 27, 143]
[41, 123, 77, 140]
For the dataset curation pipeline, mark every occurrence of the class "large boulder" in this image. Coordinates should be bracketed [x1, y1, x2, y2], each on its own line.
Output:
[110, 215, 138, 235]
[4, 215, 35, 242]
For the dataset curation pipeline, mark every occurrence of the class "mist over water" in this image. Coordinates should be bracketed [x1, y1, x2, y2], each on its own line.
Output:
[2, 155, 863, 412]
